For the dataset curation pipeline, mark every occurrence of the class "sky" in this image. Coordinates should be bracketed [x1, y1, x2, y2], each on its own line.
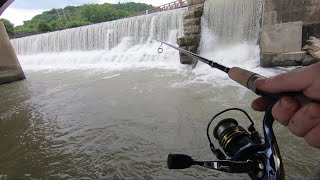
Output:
[0, 0, 173, 26]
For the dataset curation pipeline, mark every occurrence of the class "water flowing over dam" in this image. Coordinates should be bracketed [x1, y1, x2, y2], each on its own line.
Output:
[202, 0, 262, 43]
[11, 9, 186, 70]
[197, 0, 265, 79]
[11, 9, 185, 55]
[2, 1, 320, 179]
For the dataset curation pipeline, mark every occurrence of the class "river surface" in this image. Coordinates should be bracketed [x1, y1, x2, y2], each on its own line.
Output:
[1, 66, 319, 179]
[5, 1, 319, 178]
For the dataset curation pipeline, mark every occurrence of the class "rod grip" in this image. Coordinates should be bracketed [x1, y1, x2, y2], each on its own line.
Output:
[228, 67, 255, 88]
[228, 67, 315, 106]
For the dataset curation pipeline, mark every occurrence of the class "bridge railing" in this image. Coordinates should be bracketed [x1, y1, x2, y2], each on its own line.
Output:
[128, 0, 188, 17]
[146, 0, 188, 14]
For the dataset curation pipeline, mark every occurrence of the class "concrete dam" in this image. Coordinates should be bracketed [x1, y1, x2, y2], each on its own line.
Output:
[10, 0, 262, 70]
[6, 0, 319, 73]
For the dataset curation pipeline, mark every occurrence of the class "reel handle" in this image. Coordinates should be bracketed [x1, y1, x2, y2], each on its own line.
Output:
[167, 154, 256, 174]
[167, 154, 195, 169]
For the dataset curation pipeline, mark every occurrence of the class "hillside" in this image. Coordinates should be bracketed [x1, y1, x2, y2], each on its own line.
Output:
[8, 2, 153, 36]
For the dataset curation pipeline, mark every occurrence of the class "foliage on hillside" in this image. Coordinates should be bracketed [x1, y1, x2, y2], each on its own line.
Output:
[13, 2, 153, 34]
[0, 18, 14, 35]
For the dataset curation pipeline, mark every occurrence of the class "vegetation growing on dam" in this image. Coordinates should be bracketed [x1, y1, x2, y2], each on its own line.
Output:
[1, 2, 153, 36]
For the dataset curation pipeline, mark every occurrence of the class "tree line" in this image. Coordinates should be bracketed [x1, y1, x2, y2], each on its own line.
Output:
[0, 2, 153, 37]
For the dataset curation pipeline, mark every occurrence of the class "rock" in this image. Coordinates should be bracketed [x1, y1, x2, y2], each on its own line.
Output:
[272, 51, 306, 66]
[315, 51, 320, 60]
[187, 0, 205, 6]
[179, 45, 198, 53]
[260, 52, 278, 67]
[178, 0, 204, 65]
[183, 17, 201, 27]
[302, 54, 320, 66]
[302, 23, 320, 46]
[184, 25, 201, 35]
[188, 3, 204, 12]
[179, 54, 194, 64]
[177, 35, 200, 46]
[302, 36, 320, 60]
[261, 51, 309, 67]
[274, 51, 307, 61]
[183, 9, 203, 19]
[272, 59, 301, 67]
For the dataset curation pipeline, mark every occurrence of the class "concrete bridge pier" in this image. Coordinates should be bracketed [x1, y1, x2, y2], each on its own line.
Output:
[0, 22, 25, 85]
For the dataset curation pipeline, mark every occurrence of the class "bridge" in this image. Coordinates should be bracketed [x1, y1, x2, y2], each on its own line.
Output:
[146, 0, 188, 14]
[130, 0, 188, 17]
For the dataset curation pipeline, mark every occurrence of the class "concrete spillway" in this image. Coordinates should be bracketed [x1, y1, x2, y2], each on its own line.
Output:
[11, 9, 185, 55]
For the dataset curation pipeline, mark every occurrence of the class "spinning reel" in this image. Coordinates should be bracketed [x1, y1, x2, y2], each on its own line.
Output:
[167, 107, 284, 180]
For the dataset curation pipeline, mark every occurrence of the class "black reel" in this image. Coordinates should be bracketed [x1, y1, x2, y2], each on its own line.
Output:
[167, 107, 284, 180]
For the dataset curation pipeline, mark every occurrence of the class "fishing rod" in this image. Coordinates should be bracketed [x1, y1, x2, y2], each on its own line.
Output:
[151, 39, 316, 180]
[152, 38, 311, 105]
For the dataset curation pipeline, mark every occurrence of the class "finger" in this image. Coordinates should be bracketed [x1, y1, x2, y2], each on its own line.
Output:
[287, 103, 320, 137]
[272, 97, 300, 126]
[254, 63, 320, 98]
[251, 97, 268, 111]
[304, 123, 320, 149]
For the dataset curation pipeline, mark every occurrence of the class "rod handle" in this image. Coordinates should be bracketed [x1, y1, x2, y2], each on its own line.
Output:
[228, 67, 255, 88]
[228, 67, 314, 105]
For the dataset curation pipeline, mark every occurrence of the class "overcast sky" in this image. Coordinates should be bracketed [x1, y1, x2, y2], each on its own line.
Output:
[1, 0, 173, 26]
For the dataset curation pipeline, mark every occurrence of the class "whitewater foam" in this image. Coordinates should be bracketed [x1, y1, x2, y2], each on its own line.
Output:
[102, 74, 121, 79]
[19, 38, 185, 71]
[15, 1, 283, 88]
[190, 0, 282, 86]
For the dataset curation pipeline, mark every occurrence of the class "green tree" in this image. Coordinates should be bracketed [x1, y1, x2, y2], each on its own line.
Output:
[14, 26, 37, 33]
[0, 18, 14, 35]
[65, 21, 91, 28]
[37, 21, 51, 32]
[13, 2, 154, 34]
[50, 21, 63, 31]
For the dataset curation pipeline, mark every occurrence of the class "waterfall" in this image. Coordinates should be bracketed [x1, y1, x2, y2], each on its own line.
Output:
[202, 0, 262, 43]
[11, 9, 185, 55]
[194, 0, 274, 83]
[11, 2, 267, 75]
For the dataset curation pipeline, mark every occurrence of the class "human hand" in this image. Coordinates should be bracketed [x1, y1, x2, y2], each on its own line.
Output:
[251, 63, 320, 148]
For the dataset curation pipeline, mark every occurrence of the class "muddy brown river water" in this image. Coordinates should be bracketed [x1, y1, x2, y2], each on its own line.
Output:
[1, 69, 319, 179]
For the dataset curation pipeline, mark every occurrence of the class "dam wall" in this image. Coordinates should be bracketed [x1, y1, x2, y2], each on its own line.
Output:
[260, 0, 320, 67]
[0, 22, 25, 85]
[263, 0, 320, 25]
[263, 0, 320, 45]
[8, 0, 320, 69]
